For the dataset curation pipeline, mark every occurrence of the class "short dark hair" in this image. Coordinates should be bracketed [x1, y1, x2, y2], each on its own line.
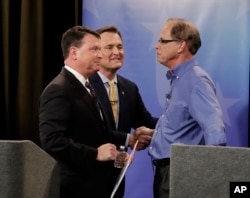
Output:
[96, 25, 123, 41]
[167, 18, 201, 55]
[61, 26, 100, 59]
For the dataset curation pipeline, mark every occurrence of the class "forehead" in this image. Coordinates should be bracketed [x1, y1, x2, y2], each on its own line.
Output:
[100, 32, 122, 44]
[83, 33, 99, 42]
[160, 22, 173, 38]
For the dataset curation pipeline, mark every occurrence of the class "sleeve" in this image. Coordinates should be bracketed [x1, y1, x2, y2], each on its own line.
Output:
[39, 83, 99, 169]
[189, 77, 227, 146]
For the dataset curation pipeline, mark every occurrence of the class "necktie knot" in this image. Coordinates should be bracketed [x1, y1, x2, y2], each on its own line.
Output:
[85, 80, 90, 89]
[85, 81, 96, 97]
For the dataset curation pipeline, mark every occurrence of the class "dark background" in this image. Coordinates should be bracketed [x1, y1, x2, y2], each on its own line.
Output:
[1, 0, 82, 146]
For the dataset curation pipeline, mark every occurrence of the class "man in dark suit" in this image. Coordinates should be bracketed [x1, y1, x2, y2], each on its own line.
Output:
[39, 26, 151, 198]
[89, 25, 158, 198]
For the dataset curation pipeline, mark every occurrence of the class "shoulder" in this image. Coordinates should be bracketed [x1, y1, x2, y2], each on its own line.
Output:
[89, 72, 101, 82]
[42, 68, 82, 97]
[183, 66, 213, 85]
[186, 67, 216, 95]
[117, 74, 137, 87]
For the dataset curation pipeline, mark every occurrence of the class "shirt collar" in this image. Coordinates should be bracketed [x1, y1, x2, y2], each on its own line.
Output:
[64, 65, 88, 86]
[97, 71, 118, 84]
[167, 58, 199, 80]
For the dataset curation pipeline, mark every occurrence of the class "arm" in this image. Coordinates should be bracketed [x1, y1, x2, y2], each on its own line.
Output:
[39, 80, 117, 170]
[190, 78, 226, 146]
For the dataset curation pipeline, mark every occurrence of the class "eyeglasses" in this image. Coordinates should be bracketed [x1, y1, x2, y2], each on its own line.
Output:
[158, 39, 179, 44]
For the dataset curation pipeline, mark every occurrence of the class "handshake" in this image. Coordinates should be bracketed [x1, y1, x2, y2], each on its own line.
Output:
[96, 126, 154, 162]
[129, 126, 154, 151]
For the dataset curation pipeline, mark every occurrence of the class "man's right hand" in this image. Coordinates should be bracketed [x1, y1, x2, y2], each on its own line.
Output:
[96, 143, 117, 161]
[129, 126, 154, 150]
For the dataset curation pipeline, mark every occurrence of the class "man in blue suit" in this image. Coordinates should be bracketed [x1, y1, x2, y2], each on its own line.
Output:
[90, 25, 158, 198]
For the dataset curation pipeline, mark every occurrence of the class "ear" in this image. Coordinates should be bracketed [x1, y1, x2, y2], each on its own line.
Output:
[177, 40, 186, 54]
[70, 46, 78, 60]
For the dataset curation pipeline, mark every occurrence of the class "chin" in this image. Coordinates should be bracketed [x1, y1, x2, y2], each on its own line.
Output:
[112, 65, 122, 69]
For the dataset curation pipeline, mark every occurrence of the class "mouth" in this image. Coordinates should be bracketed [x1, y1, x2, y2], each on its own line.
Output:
[94, 61, 101, 66]
[110, 58, 121, 61]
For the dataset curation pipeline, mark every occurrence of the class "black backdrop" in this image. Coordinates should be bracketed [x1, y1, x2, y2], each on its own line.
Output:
[1, 0, 82, 145]
[43, 1, 82, 86]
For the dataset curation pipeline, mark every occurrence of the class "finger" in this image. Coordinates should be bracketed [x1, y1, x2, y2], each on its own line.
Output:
[140, 135, 149, 141]
[139, 135, 151, 142]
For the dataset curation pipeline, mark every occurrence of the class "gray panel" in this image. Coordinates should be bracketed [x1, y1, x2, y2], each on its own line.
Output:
[0, 140, 59, 198]
[170, 144, 250, 198]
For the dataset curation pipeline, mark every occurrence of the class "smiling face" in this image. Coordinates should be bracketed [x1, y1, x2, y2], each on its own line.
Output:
[98, 32, 124, 75]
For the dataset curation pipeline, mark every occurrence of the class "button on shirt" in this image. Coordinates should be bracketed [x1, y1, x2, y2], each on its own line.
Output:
[148, 58, 227, 160]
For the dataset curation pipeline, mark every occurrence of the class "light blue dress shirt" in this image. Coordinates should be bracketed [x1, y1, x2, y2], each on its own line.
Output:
[148, 58, 227, 160]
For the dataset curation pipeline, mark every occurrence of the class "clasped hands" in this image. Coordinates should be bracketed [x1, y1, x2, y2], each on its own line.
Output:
[96, 126, 154, 162]
[129, 126, 154, 151]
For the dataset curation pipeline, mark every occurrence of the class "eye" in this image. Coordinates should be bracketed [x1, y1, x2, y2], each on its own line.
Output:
[90, 46, 99, 51]
[117, 45, 123, 50]
[104, 45, 113, 50]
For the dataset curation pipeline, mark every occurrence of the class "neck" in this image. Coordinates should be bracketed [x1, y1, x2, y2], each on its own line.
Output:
[167, 54, 193, 70]
[99, 68, 116, 81]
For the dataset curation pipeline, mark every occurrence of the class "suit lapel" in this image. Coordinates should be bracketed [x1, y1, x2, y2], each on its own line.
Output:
[90, 73, 117, 129]
[61, 68, 103, 122]
[116, 76, 127, 129]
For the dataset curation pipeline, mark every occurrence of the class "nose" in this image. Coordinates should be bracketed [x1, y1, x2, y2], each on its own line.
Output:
[112, 47, 120, 54]
[97, 49, 103, 58]
[155, 42, 159, 49]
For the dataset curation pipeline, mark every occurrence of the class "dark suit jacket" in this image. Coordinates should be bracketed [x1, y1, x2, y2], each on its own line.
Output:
[89, 72, 158, 197]
[90, 73, 157, 132]
[39, 68, 120, 198]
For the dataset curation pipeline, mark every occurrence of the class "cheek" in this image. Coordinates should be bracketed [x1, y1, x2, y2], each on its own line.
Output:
[120, 54, 125, 62]
[120, 51, 125, 57]
[100, 56, 109, 65]
[100, 52, 109, 59]
[159, 50, 168, 60]
[164, 48, 176, 58]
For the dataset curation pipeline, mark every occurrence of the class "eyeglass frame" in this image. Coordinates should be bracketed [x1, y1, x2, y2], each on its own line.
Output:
[158, 38, 180, 44]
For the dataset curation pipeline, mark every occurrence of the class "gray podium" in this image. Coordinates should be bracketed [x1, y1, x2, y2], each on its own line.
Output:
[170, 144, 250, 198]
[0, 140, 59, 198]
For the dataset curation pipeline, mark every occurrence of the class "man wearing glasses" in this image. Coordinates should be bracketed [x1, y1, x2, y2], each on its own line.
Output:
[148, 18, 227, 198]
